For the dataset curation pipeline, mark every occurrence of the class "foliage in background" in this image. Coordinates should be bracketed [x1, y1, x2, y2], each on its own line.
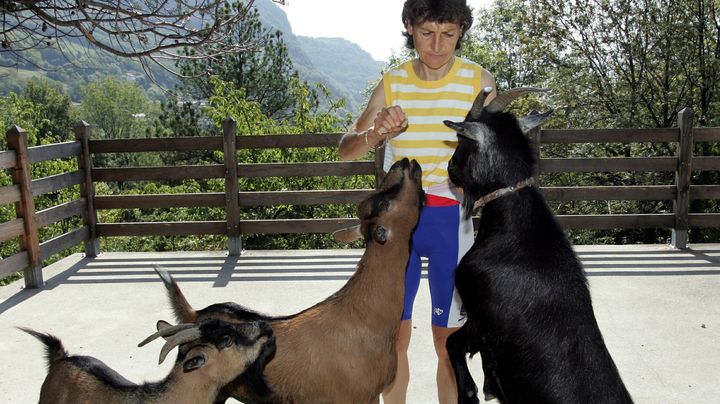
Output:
[462, 0, 720, 244]
[94, 75, 365, 251]
[3, 0, 720, 286]
[79, 77, 156, 140]
[1, 81, 84, 284]
[0, 0, 287, 87]
[177, 7, 300, 120]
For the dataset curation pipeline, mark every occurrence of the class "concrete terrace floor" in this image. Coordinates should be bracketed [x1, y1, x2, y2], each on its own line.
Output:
[1, 244, 719, 403]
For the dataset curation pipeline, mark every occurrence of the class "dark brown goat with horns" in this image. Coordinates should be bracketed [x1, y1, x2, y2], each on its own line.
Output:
[154, 157, 425, 403]
[21, 318, 276, 404]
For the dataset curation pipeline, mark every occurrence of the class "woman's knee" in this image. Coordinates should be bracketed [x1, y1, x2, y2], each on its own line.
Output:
[431, 326, 459, 359]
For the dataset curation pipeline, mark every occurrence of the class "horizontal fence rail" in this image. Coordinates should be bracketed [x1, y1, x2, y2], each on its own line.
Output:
[2, 109, 720, 289]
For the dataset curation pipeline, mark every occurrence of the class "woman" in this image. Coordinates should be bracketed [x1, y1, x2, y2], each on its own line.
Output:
[338, 1, 496, 402]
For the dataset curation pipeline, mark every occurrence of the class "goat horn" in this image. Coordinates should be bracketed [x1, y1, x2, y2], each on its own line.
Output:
[158, 328, 202, 364]
[484, 87, 549, 114]
[467, 86, 494, 121]
[138, 323, 198, 347]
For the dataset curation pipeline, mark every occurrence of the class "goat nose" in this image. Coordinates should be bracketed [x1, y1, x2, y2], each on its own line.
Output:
[410, 159, 421, 171]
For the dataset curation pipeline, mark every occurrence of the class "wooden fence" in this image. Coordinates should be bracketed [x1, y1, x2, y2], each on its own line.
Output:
[1, 108, 719, 288]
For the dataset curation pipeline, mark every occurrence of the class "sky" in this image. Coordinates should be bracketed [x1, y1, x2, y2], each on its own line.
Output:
[281, 0, 493, 61]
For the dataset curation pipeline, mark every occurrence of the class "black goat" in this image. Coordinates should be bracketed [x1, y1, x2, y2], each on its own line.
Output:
[443, 87, 633, 404]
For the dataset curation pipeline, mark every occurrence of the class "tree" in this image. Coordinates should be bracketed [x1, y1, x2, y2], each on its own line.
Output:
[152, 4, 306, 149]
[503, 0, 720, 129]
[0, 0, 286, 81]
[0, 92, 41, 148]
[177, 7, 299, 119]
[79, 76, 152, 140]
[202, 76, 361, 250]
[154, 3, 341, 144]
[684, 0, 720, 127]
[462, 1, 546, 91]
[464, 0, 720, 244]
[22, 78, 77, 144]
[0, 87, 82, 269]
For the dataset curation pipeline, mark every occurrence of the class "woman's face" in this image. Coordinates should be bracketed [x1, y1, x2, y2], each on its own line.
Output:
[408, 20, 462, 70]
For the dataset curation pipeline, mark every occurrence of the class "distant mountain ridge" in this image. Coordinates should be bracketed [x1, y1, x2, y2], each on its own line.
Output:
[254, 0, 385, 113]
[0, 0, 384, 114]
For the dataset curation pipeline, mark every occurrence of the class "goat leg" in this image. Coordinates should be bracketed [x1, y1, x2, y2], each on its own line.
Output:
[478, 340, 503, 402]
[447, 324, 480, 404]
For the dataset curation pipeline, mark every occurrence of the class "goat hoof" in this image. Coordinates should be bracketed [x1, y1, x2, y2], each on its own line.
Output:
[459, 390, 481, 404]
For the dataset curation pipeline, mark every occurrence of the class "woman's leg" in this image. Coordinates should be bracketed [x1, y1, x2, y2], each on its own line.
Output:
[426, 204, 473, 403]
[433, 325, 460, 404]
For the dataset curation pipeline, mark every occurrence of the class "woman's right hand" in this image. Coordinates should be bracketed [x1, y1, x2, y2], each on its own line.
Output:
[373, 106, 409, 142]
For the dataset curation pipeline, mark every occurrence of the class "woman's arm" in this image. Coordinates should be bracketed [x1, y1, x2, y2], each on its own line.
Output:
[339, 79, 408, 161]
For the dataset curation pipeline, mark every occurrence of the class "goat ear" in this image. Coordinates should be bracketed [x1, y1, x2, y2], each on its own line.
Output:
[519, 109, 554, 134]
[183, 354, 207, 372]
[443, 120, 475, 141]
[332, 225, 362, 243]
[156, 320, 172, 332]
[219, 334, 234, 349]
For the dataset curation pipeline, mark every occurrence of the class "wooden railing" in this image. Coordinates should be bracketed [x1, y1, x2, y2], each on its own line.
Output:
[2, 108, 719, 288]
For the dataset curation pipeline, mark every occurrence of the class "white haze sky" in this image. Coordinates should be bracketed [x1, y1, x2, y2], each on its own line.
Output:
[281, 0, 494, 61]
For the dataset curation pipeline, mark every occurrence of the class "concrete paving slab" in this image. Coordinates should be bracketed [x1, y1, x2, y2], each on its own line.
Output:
[0, 244, 718, 403]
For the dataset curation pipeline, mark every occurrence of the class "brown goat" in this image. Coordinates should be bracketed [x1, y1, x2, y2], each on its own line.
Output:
[154, 157, 425, 403]
[21, 318, 276, 404]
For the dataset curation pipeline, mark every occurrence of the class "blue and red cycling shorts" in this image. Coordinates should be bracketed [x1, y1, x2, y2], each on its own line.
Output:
[401, 196, 474, 328]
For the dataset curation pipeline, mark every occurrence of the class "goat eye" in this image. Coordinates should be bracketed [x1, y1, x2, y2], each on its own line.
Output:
[183, 355, 207, 372]
[373, 225, 388, 244]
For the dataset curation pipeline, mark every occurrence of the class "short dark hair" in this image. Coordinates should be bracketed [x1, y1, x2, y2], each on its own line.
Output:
[401, 0, 474, 50]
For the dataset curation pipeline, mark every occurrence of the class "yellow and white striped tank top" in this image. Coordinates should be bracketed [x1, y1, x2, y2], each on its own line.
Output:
[383, 57, 484, 201]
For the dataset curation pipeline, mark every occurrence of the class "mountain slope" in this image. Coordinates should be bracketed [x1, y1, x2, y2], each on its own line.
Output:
[254, 0, 384, 112]
[0, 0, 384, 113]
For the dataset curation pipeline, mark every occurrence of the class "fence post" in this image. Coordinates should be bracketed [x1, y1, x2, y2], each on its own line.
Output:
[6, 126, 43, 288]
[223, 117, 242, 255]
[672, 107, 694, 249]
[74, 121, 100, 257]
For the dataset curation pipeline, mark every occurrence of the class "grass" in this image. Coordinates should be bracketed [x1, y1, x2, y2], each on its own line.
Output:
[0, 272, 22, 286]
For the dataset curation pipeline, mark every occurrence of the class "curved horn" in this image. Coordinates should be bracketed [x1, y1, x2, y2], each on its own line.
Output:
[158, 327, 202, 364]
[138, 322, 198, 347]
[485, 87, 549, 114]
[467, 86, 494, 121]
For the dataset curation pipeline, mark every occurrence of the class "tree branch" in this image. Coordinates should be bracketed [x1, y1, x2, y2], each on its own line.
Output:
[0, 0, 286, 82]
